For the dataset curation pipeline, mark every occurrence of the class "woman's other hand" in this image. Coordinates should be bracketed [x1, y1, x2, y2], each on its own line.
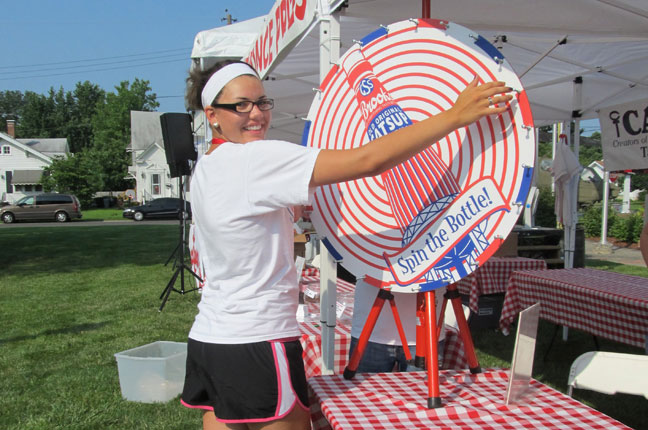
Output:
[448, 77, 514, 129]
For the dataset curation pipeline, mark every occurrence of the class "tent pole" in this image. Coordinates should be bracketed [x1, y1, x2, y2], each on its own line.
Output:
[572, 77, 582, 159]
[622, 173, 631, 213]
[601, 171, 610, 245]
[318, 6, 341, 376]
[518, 36, 567, 78]
[422, 0, 431, 18]
[198, 57, 210, 156]
[567, 76, 583, 269]
[319, 244, 338, 375]
[522, 127, 540, 227]
[552, 123, 558, 194]
[533, 128, 539, 187]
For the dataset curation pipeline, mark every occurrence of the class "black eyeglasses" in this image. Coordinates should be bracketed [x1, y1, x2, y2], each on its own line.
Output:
[212, 98, 274, 113]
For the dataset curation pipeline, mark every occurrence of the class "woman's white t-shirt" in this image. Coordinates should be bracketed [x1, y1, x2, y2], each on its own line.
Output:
[188, 140, 320, 344]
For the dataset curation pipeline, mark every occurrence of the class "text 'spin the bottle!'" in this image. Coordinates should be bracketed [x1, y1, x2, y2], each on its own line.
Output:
[341, 46, 481, 285]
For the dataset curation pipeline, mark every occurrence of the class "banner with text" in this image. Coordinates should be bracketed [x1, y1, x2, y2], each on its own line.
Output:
[242, 0, 319, 78]
[599, 99, 648, 172]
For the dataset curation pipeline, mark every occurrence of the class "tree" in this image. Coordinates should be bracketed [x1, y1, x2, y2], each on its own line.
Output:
[89, 79, 159, 191]
[630, 173, 648, 191]
[41, 153, 98, 207]
[9, 79, 158, 197]
[538, 141, 552, 159]
[65, 82, 106, 153]
[16, 90, 57, 138]
[9, 84, 104, 153]
[578, 144, 602, 167]
[0, 90, 24, 132]
[17, 87, 77, 139]
[535, 185, 557, 227]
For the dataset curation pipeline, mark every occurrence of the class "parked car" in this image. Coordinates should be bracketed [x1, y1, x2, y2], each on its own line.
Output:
[123, 198, 191, 221]
[1, 193, 82, 223]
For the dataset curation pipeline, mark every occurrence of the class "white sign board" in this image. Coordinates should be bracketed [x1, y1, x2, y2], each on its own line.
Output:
[505, 303, 541, 405]
[305, 19, 535, 293]
[599, 99, 648, 172]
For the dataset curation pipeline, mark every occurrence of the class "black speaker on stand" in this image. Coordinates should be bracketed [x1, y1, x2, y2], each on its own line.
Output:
[158, 113, 202, 311]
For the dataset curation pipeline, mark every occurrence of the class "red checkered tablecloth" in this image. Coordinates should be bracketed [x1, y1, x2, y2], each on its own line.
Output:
[456, 257, 547, 314]
[300, 321, 352, 378]
[301, 267, 320, 277]
[440, 327, 468, 370]
[499, 268, 648, 349]
[309, 369, 631, 429]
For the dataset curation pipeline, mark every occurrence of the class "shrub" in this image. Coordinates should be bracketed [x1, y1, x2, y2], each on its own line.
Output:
[632, 212, 645, 242]
[609, 211, 645, 243]
[534, 186, 557, 228]
[581, 202, 619, 238]
[609, 213, 633, 242]
[582, 203, 602, 237]
[585, 204, 644, 243]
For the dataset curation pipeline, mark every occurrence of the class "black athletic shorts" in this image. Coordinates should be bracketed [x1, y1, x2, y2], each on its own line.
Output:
[180, 337, 310, 424]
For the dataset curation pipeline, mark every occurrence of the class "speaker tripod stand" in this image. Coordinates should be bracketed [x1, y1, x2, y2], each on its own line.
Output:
[159, 174, 202, 311]
[343, 281, 481, 408]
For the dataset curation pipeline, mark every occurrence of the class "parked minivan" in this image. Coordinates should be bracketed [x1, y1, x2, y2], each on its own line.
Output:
[1, 193, 82, 223]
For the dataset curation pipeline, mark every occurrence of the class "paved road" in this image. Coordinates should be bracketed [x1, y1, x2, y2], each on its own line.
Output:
[585, 238, 646, 267]
[0, 219, 180, 228]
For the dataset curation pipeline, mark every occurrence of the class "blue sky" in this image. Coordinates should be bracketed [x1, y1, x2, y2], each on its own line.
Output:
[2, 0, 599, 135]
[1, 0, 276, 113]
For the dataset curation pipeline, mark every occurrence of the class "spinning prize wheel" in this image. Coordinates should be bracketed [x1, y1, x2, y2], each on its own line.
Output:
[303, 19, 535, 292]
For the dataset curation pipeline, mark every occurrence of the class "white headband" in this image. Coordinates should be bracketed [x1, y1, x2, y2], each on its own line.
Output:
[201, 63, 258, 109]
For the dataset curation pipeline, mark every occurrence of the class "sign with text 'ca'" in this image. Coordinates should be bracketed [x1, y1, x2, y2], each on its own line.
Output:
[304, 19, 535, 293]
[599, 99, 648, 172]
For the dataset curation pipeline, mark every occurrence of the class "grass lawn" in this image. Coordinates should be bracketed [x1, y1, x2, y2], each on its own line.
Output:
[81, 208, 126, 221]
[1, 225, 199, 429]
[1, 225, 646, 429]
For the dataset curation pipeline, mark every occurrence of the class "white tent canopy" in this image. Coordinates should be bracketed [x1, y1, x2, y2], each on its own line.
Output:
[191, 0, 648, 142]
[191, 16, 268, 60]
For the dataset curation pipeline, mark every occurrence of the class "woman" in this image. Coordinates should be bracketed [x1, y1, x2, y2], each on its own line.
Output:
[181, 60, 511, 430]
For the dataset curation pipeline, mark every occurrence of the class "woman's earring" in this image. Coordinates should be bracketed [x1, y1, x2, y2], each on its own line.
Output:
[212, 122, 219, 130]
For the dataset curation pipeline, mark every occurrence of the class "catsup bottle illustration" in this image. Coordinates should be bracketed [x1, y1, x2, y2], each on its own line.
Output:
[341, 46, 484, 284]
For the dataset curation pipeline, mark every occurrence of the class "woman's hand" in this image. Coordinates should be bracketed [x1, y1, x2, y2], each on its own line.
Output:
[447, 77, 514, 129]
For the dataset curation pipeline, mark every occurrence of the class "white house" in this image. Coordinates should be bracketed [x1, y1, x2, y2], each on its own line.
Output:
[582, 160, 605, 183]
[0, 120, 69, 203]
[127, 111, 184, 203]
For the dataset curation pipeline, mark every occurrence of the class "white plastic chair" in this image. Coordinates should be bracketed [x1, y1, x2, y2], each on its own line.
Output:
[567, 351, 648, 399]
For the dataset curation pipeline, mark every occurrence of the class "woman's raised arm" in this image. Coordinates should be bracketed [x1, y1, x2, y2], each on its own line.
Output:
[310, 78, 513, 187]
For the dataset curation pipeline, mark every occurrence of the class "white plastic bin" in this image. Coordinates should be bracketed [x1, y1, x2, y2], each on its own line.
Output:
[114, 341, 187, 403]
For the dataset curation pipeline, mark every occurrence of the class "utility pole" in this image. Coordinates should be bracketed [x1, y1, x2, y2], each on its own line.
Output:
[222, 9, 237, 25]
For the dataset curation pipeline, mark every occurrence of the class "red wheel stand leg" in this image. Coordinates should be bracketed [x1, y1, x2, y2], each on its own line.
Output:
[389, 295, 412, 362]
[414, 292, 427, 369]
[424, 291, 442, 408]
[344, 289, 389, 379]
[445, 284, 481, 373]
[344, 288, 412, 379]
